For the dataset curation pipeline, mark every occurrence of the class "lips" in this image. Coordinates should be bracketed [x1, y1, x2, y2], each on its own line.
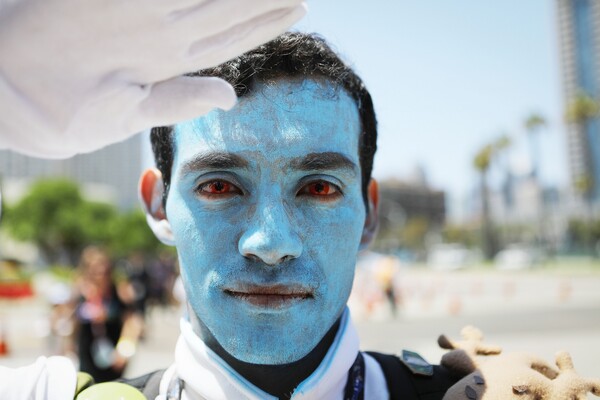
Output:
[224, 284, 313, 309]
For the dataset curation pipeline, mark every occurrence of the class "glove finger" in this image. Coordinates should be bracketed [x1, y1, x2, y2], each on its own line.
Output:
[124, 3, 305, 81]
[169, 0, 303, 30]
[152, 0, 211, 12]
[131, 76, 236, 131]
[187, 4, 307, 68]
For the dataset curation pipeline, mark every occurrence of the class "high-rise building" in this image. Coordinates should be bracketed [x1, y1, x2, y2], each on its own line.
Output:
[0, 135, 145, 209]
[556, 0, 600, 202]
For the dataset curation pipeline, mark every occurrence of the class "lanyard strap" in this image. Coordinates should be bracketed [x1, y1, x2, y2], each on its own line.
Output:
[343, 352, 365, 400]
[166, 374, 184, 400]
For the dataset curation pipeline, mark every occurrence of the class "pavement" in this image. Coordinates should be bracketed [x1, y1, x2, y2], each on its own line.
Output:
[1, 268, 599, 391]
[349, 268, 600, 380]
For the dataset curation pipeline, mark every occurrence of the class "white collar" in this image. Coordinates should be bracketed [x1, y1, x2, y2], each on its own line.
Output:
[162, 308, 359, 400]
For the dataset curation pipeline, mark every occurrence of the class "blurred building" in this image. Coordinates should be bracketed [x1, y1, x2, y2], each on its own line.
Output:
[378, 176, 446, 231]
[556, 0, 600, 202]
[0, 135, 144, 209]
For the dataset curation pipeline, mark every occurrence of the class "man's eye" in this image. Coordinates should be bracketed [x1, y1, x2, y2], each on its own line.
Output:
[298, 181, 340, 198]
[196, 180, 240, 197]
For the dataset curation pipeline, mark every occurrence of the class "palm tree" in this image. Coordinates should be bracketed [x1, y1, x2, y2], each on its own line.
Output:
[474, 144, 496, 260]
[524, 114, 548, 247]
[473, 135, 514, 260]
[492, 134, 513, 244]
[565, 93, 600, 124]
[493, 134, 512, 154]
[524, 113, 547, 180]
[565, 93, 600, 211]
[492, 134, 512, 179]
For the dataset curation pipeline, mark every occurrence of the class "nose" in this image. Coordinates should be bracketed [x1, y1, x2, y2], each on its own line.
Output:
[238, 201, 302, 266]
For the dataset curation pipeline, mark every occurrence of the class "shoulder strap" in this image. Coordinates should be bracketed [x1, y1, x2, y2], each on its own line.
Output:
[366, 351, 459, 400]
[118, 369, 165, 399]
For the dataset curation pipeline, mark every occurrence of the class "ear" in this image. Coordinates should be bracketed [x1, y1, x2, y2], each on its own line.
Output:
[139, 168, 175, 246]
[360, 179, 379, 249]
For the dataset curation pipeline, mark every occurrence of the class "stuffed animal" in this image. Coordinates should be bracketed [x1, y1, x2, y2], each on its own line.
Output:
[440, 326, 600, 400]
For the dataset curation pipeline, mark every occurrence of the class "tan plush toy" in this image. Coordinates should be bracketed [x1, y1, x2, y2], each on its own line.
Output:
[439, 326, 600, 400]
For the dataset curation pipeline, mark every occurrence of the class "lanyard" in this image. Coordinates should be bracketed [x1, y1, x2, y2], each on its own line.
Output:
[167, 352, 366, 400]
[166, 375, 184, 400]
[343, 352, 365, 400]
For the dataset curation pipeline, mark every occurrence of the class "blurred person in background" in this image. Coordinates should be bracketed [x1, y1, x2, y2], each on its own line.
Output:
[117, 251, 151, 319]
[349, 252, 402, 319]
[73, 246, 143, 383]
[374, 255, 402, 316]
[146, 250, 178, 308]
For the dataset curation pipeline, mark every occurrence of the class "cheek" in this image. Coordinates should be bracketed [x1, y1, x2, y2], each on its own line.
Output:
[168, 195, 239, 280]
[326, 209, 362, 283]
[302, 200, 365, 301]
[302, 200, 365, 255]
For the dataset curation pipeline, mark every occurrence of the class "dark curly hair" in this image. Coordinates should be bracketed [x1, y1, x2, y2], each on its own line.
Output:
[151, 32, 377, 208]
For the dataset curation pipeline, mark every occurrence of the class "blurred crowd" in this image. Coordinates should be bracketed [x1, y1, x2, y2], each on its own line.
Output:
[44, 246, 178, 382]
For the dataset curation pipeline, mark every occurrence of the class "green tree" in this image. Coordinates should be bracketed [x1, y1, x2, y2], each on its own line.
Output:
[574, 174, 594, 197]
[567, 219, 600, 256]
[3, 179, 119, 264]
[3, 179, 169, 265]
[442, 224, 478, 248]
[400, 217, 429, 251]
[107, 209, 166, 258]
[4, 180, 85, 263]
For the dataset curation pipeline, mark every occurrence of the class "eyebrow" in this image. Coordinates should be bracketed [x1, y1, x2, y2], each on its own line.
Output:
[180, 152, 249, 175]
[289, 152, 358, 175]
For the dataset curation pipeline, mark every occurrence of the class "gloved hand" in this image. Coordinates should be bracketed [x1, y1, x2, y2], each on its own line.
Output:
[0, 356, 77, 400]
[0, 0, 306, 158]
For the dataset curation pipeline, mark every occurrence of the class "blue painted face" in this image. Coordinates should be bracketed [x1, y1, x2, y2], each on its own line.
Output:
[166, 79, 366, 364]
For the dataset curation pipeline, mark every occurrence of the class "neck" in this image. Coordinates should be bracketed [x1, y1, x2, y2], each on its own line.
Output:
[190, 312, 342, 400]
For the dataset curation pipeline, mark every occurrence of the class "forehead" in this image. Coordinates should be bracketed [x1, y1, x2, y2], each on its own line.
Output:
[171, 79, 361, 166]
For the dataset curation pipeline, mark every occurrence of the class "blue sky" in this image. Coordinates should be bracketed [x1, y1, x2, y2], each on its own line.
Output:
[294, 1, 567, 204]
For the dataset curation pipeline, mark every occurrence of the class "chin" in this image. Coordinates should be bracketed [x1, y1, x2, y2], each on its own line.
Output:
[219, 314, 327, 365]
[230, 337, 317, 365]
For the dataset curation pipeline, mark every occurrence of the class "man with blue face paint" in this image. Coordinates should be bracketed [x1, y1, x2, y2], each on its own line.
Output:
[138, 33, 459, 400]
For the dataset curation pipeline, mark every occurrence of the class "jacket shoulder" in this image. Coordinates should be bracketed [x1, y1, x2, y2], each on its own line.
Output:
[367, 351, 461, 400]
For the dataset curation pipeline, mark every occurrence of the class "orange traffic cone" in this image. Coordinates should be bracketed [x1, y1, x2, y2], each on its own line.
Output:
[0, 321, 9, 356]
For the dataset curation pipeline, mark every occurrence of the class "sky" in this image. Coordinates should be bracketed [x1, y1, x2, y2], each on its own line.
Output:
[294, 1, 568, 209]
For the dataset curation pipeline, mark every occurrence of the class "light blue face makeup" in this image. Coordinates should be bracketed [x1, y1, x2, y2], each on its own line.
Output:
[166, 79, 366, 364]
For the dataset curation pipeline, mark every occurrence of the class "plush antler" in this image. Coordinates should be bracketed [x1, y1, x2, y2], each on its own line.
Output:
[502, 352, 600, 399]
[438, 325, 502, 377]
[438, 325, 502, 357]
[440, 327, 599, 400]
[534, 351, 600, 400]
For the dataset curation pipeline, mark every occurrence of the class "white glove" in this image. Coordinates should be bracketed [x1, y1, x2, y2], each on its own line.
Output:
[0, 356, 77, 400]
[0, 0, 306, 158]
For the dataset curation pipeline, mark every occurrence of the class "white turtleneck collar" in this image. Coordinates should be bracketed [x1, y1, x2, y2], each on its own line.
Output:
[158, 308, 364, 400]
